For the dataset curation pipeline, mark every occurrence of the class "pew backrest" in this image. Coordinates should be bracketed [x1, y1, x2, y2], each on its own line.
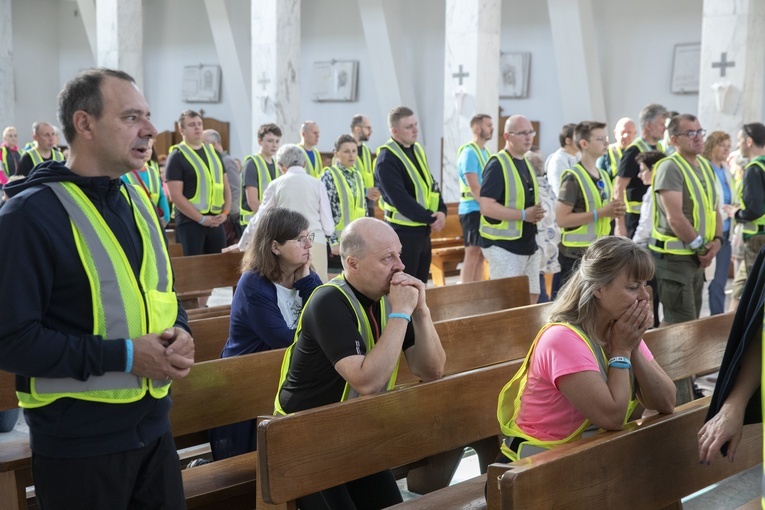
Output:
[427, 277, 530, 322]
[172, 251, 243, 294]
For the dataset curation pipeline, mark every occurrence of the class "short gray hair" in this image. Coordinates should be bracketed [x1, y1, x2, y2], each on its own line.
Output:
[638, 103, 668, 130]
[202, 129, 221, 145]
[276, 143, 306, 168]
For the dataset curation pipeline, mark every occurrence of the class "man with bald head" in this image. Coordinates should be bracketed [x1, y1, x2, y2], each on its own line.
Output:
[275, 216, 445, 508]
[479, 115, 545, 303]
[17, 122, 65, 176]
[1, 126, 22, 178]
[300, 121, 322, 178]
[597, 117, 636, 178]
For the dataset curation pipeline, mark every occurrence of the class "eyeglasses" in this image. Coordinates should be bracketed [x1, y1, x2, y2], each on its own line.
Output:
[592, 136, 610, 143]
[508, 130, 536, 138]
[678, 129, 707, 139]
[286, 233, 315, 247]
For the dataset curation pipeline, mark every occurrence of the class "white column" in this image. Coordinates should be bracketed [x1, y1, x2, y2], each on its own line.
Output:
[76, 0, 97, 62]
[442, 0, 501, 202]
[0, 0, 14, 125]
[204, 0, 252, 155]
[96, 0, 143, 89]
[357, 0, 419, 127]
[252, 0, 301, 147]
[698, 0, 765, 136]
[546, 0, 606, 121]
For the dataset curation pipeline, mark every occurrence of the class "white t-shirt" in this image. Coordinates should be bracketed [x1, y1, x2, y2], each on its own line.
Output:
[274, 283, 303, 330]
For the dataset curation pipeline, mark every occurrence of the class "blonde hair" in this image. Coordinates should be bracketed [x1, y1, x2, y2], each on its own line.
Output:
[550, 237, 654, 345]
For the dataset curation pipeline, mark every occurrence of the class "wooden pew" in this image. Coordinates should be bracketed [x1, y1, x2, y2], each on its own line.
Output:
[390, 312, 737, 509]
[429, 203, 465, 286]
[490, 396, 761, 510]
[0, 302, 552, 510]
[257, 360, 520, 508]
[187, 277, 533, 363]
[172, 251, 242, 315]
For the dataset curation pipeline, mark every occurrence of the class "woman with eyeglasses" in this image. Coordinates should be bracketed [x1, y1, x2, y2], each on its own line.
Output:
[556, 121, 626, 285]
[209, 207, 322, 461]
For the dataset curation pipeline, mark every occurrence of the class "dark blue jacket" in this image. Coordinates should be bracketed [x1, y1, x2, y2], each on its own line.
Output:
[0, 161, 189, 458]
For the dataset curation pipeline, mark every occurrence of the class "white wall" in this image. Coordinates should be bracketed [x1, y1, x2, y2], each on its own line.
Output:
[9, 0, 709, 169]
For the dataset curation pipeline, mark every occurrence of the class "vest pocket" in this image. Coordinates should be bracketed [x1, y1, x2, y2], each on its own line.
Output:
[146, 289, 178, 333]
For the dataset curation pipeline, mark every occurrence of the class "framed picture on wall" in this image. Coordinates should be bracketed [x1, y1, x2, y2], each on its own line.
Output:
[311, 60, 358, 102]
[499, 52, 531, 99]
[671, 43, 700, 94]
[182, 65, 222, 103]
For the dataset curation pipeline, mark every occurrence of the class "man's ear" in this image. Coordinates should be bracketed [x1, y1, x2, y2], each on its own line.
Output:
[346, 255, 358, 271]
[72, 111, 94, 140]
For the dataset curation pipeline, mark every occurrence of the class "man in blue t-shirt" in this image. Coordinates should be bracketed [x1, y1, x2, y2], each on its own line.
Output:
[457, 114, 493, 283]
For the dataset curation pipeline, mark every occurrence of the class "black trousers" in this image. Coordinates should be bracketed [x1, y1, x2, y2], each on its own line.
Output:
[394, 227, 432, 284]
[297, 469, 402, 510]
[33, 430, 185, 510]
[175, 220, 226, 256]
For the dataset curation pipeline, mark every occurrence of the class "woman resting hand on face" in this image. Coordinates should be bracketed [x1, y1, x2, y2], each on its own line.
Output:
[496, 236, 676, 462]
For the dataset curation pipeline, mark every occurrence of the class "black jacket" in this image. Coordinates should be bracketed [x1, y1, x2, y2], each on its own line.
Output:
[0, 161, 189, 458]
[705, 245, 765, 455]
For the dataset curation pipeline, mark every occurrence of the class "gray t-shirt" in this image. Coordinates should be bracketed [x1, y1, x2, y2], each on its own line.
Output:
[653, 157, 716, 238]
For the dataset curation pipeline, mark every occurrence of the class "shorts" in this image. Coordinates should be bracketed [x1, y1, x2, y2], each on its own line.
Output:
[653, 253, 704, 323]
[481, 245, 541, 294]
[460, 212, 481, 247]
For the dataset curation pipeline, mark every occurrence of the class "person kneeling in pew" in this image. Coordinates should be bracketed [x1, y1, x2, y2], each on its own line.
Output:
[497, 236, 675, 462]
[274, 216, 446, 510]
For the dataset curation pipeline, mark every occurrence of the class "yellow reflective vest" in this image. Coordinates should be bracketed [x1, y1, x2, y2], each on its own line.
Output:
[324, 165, 366, 240]
[240, 153, 275, 226]
[28, 148, 65, 166]
[560, 164, 614, 247]
[123, 161, 162, 209]
[274, 275, 396, 415]
[457, 142, 489, 205]
[171, 142, 225, 214]
[737, 159, 765, 236]
[377, 140, 440, 227]
[624, 137, 659, 214]
[497, 323, 638, 461]
[649, 152, 717, 255]
[606, 144, 623, 178]
[479, 152, 539, 241]
[17, 182, 177, 408]
[301, 146, 323, 178]
[355, 143, 374, 189]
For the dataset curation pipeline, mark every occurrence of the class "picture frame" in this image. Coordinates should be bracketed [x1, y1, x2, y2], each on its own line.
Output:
[311, 60, 358, 102]
[499, 52, 531, 99]
[671, 43, 700, 94]
[182, 65, 222, 103]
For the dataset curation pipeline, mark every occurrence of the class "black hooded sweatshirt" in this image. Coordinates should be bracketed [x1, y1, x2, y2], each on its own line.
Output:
[0, 161, 189, 458]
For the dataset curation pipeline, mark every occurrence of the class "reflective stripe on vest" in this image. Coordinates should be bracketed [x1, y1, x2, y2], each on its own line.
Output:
[240, 154, 274, 226]
[607, 144, 623, 178]
[172, 142, 225, 214]
[28, 148, 65, 166]
[301, 146, 323, 178]
[738, 160, 765, 235]
[124, 163, 162, 207]
[18, 182, 177, 408]
[497, 323, 637, 461]
[274, 275, 395, 415]
[325, 165, 366, 237]
[457, 142, 488, 205]
[479, 152, 539, 241]
[355, 143, 374, 188]
[560, 164, 613, 247]
[649, 152, 717, 255]
[377, 140, 439, 227]
[0, 146, 8, 179]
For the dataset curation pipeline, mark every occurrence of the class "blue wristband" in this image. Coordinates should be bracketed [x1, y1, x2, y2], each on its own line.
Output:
[125, 339, 134, 373]
[608, 356, 631, 370]
[521, 209, 526, 222]
[593, 209, 598, 222]
[389, 313, 412, 323]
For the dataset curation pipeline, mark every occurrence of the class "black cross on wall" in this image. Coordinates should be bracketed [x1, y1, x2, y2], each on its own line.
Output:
[452, 65, 469, 86]
[712, 52, 735, 78]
